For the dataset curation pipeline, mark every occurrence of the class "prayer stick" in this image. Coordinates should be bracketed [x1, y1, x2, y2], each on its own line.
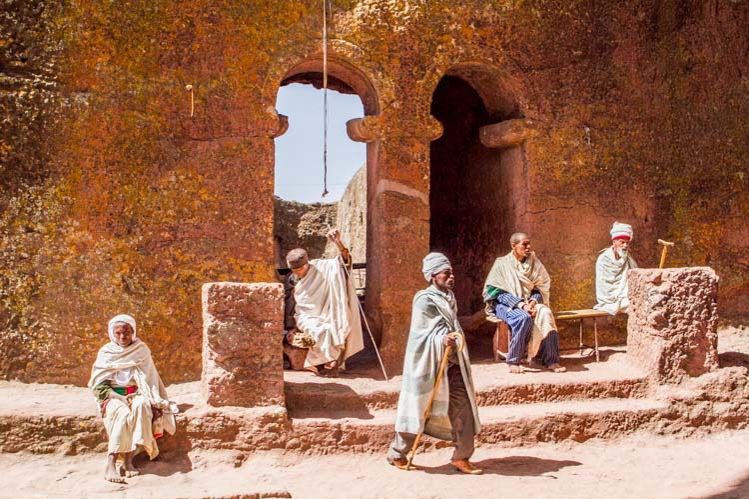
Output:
[658, 239, 674, 269]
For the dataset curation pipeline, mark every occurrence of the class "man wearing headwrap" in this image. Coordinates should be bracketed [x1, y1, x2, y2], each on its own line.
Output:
[594, 222, 638, 315]
[483, 233, 566, 373]
[88, 314, 178, 484]
[284, 229, 364, 375]
[388, 253, 483, 475]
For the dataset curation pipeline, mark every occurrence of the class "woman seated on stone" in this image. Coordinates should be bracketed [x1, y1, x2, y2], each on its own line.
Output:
[88, 314, 178, 483]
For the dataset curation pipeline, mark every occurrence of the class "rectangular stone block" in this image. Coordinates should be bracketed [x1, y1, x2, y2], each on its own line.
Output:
[627, 267, 719, 383]
[201, 282, 284, 407]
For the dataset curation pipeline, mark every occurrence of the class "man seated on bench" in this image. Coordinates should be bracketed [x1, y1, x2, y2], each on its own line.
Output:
[483, 232, 566, 373]
[594, 221, 638, 315]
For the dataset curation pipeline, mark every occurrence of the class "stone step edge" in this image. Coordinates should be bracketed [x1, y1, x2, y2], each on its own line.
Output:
[289, 397, 669, 424]
[285, 376, 652, 412]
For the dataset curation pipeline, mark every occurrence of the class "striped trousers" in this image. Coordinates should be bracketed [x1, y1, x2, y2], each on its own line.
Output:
[495, 303, 561, 366]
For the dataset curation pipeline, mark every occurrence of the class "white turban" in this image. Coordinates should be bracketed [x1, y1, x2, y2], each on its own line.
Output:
[610, 221, 633, 241]
[422, 252, 452, 282]
[108, 314, 137, 344]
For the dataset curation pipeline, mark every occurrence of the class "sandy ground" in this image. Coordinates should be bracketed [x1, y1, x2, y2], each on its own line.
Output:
[2, 429, 749, 499]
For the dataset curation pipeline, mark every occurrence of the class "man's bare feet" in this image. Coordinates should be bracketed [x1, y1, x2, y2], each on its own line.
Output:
[123, 452, 140, 478]
[508, 364, 524, 374]
[104, 453, 126, 484]
[548, 363, 567, 373]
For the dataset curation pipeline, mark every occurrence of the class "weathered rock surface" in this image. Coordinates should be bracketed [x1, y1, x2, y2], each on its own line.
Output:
[273, 197, 337, 267]
[1, 1, 747, 382]
[627, 267, 720, 383]
[324, 164, 367, 263]
[202, 282, 284, 407]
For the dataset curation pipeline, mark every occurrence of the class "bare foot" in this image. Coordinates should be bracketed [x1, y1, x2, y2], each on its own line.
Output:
[548, 363, 567, 373]
[123, 452, 140, 478]
[104, 453, 126, 484]
[508, 364, 525, 374]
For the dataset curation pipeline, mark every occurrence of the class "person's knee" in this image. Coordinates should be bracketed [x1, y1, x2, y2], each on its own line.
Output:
[516, 313, 534, 335]
[131, 395, 152, 414]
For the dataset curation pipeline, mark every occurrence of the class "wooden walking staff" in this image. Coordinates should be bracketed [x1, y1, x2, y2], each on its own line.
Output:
[406, 331, 465, 471]
[658, 239, 675, 268]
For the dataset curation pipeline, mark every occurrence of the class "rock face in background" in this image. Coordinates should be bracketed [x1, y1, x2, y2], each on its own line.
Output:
[201, 282, 284, 407]
[627, 267, 720, 383]
[324, 164, 367, 262]
[0, 1, 747, 383]
[273, 197, 337, 268]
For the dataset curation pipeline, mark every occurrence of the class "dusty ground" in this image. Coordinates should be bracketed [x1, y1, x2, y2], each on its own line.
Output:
[1, 325, 746, 498]
[1, 429, 748, 499]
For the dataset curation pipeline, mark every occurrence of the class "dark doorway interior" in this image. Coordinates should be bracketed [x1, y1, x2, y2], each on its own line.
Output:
[430, 75, 521, 351]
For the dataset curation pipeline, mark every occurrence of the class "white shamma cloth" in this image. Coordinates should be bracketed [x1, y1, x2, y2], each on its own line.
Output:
[393, 286, 481, 440]
[594, 247, 638, 315]
[293, 257, 364, 367]
[88, 318, 177, 459]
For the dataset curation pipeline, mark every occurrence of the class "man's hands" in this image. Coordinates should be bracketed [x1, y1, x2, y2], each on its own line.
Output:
[326, 229, 344, 248]
[522, 299, 538, 318]
[442, 334, 457, 347]
[327, 229, 351, 263]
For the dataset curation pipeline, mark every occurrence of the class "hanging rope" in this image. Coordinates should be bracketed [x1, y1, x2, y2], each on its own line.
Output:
[321, 0, 330, 197]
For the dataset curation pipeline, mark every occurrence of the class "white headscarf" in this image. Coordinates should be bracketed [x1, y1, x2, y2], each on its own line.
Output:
[422, 252, 452, 282]
[106, 314, 138, 385]
[610, 221, 633, 240]
[108, 314, 137, 344]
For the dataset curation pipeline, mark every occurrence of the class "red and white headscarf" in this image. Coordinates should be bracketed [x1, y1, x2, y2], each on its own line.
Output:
[610, 222, 633, 241]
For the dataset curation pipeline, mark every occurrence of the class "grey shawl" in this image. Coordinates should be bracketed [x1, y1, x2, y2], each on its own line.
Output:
[393, 286, 481, 440]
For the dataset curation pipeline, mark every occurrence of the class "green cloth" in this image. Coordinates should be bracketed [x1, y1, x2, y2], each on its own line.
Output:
[93, 380, 136, 403]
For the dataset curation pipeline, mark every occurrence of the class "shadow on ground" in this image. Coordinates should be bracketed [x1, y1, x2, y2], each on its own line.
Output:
[700, 469, 749, 498]
[719, 351, 749, 369]
[420, 455, 582, 477]
[136, 450, 193, 477]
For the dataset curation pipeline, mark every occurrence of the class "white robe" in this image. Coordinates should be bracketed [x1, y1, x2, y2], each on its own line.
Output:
[483, 252, 557, 358]
[594, 247, 638, 315]
[88, 340, 176, 458]
[394, 286, 481, 440]
[293, 257, 364, 367]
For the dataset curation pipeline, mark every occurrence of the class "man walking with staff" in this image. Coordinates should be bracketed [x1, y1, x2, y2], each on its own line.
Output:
[387, 252, 482, 475]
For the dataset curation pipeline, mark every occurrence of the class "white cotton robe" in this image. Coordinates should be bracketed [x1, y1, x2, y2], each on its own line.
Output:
[293, 257, 364, 367]
[594, 247, 638, 315]
[483, 252, 558, 358]
[88, 340, 176, 458]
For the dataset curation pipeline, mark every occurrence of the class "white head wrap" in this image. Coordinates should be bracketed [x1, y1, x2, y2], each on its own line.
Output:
[422, 252, 452, 282]
[108, 314, 137, 344]
[610, 221, 633, 241]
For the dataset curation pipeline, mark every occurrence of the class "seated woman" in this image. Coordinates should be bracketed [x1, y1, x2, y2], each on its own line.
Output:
[88, 314, 178, 484]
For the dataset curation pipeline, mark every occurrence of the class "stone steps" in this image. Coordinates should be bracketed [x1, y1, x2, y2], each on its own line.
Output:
[2, 362, 746, 457]
[287, 397, 671, 454]
[285, 349, 650, 416]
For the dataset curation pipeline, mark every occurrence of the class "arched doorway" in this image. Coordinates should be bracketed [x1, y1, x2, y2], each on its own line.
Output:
[273, 57, 382, 367]
[429, 64, 525, 353]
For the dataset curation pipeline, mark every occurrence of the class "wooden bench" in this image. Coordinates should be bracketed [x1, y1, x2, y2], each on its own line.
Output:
[489, 308, 612, 363]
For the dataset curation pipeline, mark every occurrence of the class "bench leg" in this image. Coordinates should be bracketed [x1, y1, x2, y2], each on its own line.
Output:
[579, 319, 584, 356]
[493, 323, 509, 362]
[594, 317, 600, 362]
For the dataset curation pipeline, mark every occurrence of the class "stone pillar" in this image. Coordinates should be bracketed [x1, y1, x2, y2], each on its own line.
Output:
[348, 113, 442, 373]
[627, 267, 719, 383]
[201, 282, 284, 407]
